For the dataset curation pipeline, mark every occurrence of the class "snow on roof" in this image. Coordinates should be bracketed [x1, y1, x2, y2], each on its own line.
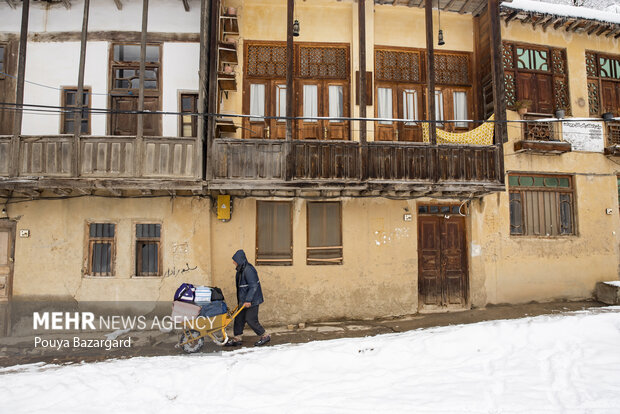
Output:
[502, 0, 620, 25]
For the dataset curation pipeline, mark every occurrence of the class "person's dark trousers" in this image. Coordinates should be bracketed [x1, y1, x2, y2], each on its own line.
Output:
[233, 305, 266, 337]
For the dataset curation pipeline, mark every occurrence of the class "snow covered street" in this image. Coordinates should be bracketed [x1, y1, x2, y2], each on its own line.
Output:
[1, 307, 620, 413]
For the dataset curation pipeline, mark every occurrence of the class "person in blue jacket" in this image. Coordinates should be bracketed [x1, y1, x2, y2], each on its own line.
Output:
[226, 249, 270, 347]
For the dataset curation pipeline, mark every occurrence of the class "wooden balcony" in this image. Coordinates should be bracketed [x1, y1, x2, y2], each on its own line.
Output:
[0, 135, 201, 194]
[210, 138, 504, 197]
[513, 115, 572, 155]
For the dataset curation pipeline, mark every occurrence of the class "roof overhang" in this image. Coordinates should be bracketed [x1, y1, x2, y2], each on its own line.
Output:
[375, 0, 511, 17]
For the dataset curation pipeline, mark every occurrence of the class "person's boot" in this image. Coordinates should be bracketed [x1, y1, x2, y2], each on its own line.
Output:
[254, 334, 271, 346]
[225, 336, 242, 347]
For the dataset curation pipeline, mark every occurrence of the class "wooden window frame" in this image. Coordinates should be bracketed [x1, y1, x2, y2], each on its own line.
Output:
[508, 173, 576, 237]
[417, 203, 464, 216]
[306, 201, 343, 265]
[107, 42, 162, 136]
[134, 222, 162, 277]
[243, 41, 351, 140]
[503, 41, 571, 116]
[60, 86, 92, 135]
[255, 200, 293, 266]
[85, 222, 117, 277]
[586, 50, 620, 117]
[178, 91, 198, 137]
[0, 43, 6, 80]
[617, 175, 620, 214]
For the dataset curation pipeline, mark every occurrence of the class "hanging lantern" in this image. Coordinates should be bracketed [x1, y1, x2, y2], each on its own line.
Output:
[438, 29, 445, 46]
[293, 19, 300, 37]
[437, 0, 445, 46]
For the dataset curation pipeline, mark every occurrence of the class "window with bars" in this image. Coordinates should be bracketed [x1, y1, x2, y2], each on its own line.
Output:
[0, 44, 5, 78]
[256, 201, 292, 266]
[87, 223, 115, 276]
[61, 87, 90, 134]
[135, 224, 161, 276]
[307, 202, 342, 265]
[180, 93, 198, 137]
[509, 174, 575, 237]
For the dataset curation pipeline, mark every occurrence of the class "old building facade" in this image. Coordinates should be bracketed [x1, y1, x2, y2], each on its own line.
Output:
[0, 0, 618, 328]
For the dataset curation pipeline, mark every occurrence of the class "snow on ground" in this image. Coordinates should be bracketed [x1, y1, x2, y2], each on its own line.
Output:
[503, 0, 620, 25]
[2, 308, 620, 414]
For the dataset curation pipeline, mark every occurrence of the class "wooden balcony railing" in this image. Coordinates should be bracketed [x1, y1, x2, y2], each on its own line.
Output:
[0, 135, 199, 181]
[608, 122, 620, 146]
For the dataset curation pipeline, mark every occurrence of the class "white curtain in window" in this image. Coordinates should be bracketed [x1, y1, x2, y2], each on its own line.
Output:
[303, 84, 318, 122]
[453, 91, 468, 128]
[403, 89, 418, 125]
[434, 90, 444, 123]
[378, 87, 393, 124]
[250, 84, 265, 122]
[276, 85, 286, 121]
[328, 85, 343, 122]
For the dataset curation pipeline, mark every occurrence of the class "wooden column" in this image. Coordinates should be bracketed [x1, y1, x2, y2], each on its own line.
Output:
[197, 0, 210, 180]
[285, 0, 295, 180]
[358, 0, 367, 180]
[74, 0, 90, 178]
[10, 0, 29, 177]
[205, 0, 219, 180]
[136, 0, 149, 177]
[425, 0, 437, 146]
[488, 0, 506, 182]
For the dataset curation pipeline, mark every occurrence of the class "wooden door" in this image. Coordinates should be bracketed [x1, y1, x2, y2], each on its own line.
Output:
[298, 81, 322, 140]
[536, 75, 554, 114]
[324, 81, 350, 140]
[397, 85, 424, 142]
[244, 81, 269, 139]
[111, 96, 160, 136]
[516, 72, 536, 111]
[270, 82, 287, 139]
[418, 215, 467, 309]
[375, 85, 397, 141]
[0, 222, 15, 336]
[601, 81, 620, 116]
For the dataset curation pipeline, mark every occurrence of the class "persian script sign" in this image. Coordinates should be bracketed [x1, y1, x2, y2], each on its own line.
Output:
[562, 121, 605, 153]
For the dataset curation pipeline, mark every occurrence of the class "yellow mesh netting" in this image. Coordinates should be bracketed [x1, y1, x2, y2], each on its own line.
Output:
[422, 114, 495, 145]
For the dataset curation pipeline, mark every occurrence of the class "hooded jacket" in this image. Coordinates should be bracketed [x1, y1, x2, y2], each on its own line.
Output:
[232, 249, 264, 307]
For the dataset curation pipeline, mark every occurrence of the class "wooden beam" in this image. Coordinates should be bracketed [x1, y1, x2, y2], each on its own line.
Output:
[205, 0, 219, 180]
[28, 31, 200, 43]
[596, 25, 610, 36]
[532, 14, 551, 29]
[74, 0, 90, 179]
[503, 10, 519, 24]
[565, 19, 580, 32]
[113, 0, 123, 10]
[472, 1, 487, 17]
[5, 0, 16, 9]
[285, 0, 294, 180]
[444, 0, 459, 12]
[197, 0, 209, 179]
[10, 0, 29, 177]
[580, 20, 595, 34]
[359, 0, 367, 180]
[553, 18, 565, 30]
[605, 27, 619, 38]
[587, 23, 600, 35]
[52, 188, 72, 196]
[488, 0, 506, 181]
[182, 0, 190, 12]
[458, 0, 476, 15]
[542, 16, 557, 31]
[61, 0, 71, 9]
[425, 0, 436, 146]
[136, 0, 148, 177]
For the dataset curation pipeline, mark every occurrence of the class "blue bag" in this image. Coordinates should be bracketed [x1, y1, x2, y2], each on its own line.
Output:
[174, 283, 195, 303]
[199, 301, 228, 317]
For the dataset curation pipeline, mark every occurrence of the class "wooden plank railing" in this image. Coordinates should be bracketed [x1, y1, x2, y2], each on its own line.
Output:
[20, 135, 74, 177]
[366, 142, 434, 180]
[292, 140, 359, 180]
[212, 138, 285, 180]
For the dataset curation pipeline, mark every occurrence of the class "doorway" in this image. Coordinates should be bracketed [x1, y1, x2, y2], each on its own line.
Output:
[0, 221, 15, 336]
[417, 205, 468, 311]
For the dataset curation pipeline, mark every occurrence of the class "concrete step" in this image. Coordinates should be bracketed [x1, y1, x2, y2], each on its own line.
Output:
[596, 281, 620, 305]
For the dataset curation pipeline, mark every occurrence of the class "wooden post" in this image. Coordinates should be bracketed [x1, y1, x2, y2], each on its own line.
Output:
[197, 0, 210, 180]
[205, 0, 219, 180]
[136, 0, 149, 177]
[285, 0, 294, 181]
[425, 0, 437, 146]
[488, 0, 506, 182]
[74, 0, 90, 178]
[10, 0, 29, 177]
[358, 0, 366, 180]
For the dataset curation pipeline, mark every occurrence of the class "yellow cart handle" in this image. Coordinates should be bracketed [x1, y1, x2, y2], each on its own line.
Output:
[228, 304, 246, 320]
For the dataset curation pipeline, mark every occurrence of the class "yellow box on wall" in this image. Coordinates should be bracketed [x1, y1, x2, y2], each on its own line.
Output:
[217, 195, 231, 220]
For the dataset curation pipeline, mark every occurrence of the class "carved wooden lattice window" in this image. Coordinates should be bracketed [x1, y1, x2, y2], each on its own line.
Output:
[298, 46, 348, 79]
[586, 51, 620, 117]
[375, 49, 422, 83]
[434, 53, 470, 85]
[503, 42, 570, 115]
[246, 44, 287, 78]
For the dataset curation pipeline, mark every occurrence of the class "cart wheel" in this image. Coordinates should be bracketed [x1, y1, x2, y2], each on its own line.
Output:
[210, 329, 228, 346]
[179, 330, 204, 354]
